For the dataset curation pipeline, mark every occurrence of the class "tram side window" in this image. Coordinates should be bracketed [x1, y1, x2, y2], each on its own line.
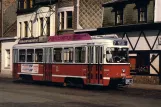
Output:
[95, 46, 103, 63]
[64, 48, 73, 63]
[35, 49, 43, 62]
[75, 47, 85, 63]
[13, 49, 18, 63]
[27, 49, 34, 62]
[19, 49, 26, 62]
[53, 48, 62, 62]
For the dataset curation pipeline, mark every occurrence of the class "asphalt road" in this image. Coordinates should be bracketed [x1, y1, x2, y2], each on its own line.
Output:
[0, 78, 161, 107]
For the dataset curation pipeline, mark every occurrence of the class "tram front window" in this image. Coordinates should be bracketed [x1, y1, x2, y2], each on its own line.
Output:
[106, 48, 128, 63]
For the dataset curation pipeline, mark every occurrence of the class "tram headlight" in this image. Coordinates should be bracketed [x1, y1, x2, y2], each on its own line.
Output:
[122, 69, 126, 73]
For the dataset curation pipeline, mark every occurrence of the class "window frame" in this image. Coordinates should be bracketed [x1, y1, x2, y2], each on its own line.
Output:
[19, 49, 26, 62]
[46, 17, 50, 36]
[75, 47, 86, 63]
[63, 47, 74, 63]
[5, 49, 10, 67]
[26, 49, 34, 62]
[138, 6, 147, 23]
[57, 7, 74, 31]
[24, 21, 28, 37]
[40, 17, 44, 36]
[115, 9, 123, 25]
[53, 48, 63, 63]
[67, 11, 73, 29]
[35, 48, 43, 63]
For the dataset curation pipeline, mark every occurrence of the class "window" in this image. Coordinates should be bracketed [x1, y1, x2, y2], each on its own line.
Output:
[46, 17, 50, 36]
[75, 47, 86, 63]
[58, 10, 73, 30]
[95, 46, 103, 63]
[61, 12, 64, 30]
[133, 52, 149, 75]
[138, 7, 147, 22]
[19, 49, 26, 62]
[13, 49, 18, 63]
[18, 0, 24, 9]
[27, 49, 34, 62]
[30, 0, 33, 8]
[19, 22, 22, 38]
[24, 21, 28, 37]
[35, 49, 43, 62]
[88, 46, 94, 63]
[63, 48, 73, 63]
[5, 50, 10, 67]
[115, 10, 123, 25]
[53, 48, 62, 62]
[106, 48, 128, 63]
[40, 18, 44, 36]
[67, 11, 73, 28]
[30, 21, 33, 37]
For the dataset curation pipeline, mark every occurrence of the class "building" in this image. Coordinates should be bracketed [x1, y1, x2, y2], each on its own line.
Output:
[0, 0, 17, 77]
[56, 0, 110, 34]
[17, 0, 57, 39]
[77, 0, 161, 84]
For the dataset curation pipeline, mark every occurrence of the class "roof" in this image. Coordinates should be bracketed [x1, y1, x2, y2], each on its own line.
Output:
[103, 0, 129, 7]
[75, 22, 161, 35]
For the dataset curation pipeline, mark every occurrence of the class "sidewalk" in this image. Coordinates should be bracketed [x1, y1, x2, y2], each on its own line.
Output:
[0, 73, 12, 79]
[127, 83, 161, 91]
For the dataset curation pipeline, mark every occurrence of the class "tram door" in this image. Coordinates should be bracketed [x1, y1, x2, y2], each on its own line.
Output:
[87, 45, 94, 84]
[13, 49, 19, 79]
[95, 46, 103, 84]
[43, 48, 52, 81]
[87, 45, 103, 84]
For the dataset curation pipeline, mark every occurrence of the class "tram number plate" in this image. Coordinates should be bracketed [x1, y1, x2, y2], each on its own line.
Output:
[125, 79, 133, 85]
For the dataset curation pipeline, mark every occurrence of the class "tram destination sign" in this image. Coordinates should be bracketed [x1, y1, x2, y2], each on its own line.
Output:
[18, 36, 47, 44]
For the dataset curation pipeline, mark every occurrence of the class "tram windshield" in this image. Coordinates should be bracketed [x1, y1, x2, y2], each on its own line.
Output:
[106, 48, 128, 63]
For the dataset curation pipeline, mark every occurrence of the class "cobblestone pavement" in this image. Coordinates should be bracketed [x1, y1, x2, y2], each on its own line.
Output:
[0, 78, 161, 107]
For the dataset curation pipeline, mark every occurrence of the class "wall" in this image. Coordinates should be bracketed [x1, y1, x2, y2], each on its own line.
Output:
[78, 0, 109, 29]
[116, 30, 161, 84]
[154, 0, 161, 22]
[103, 0, 155, 27]
[1, 40, 18, 76]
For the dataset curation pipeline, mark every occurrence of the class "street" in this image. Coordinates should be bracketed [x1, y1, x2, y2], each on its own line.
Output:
[0, 78, 161, 107]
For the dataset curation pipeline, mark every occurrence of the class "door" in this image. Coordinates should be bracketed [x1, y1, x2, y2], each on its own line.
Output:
[87, 45, 94, 84]
[95, 46, 103, 84]
[13, 49, 19, 79]
[43, 48, 52, 81]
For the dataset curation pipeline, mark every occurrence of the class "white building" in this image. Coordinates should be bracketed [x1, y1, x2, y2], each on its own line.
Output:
[1, 0, 57, 77]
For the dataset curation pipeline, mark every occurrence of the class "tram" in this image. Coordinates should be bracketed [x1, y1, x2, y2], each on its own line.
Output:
[12, 34, 133, 87]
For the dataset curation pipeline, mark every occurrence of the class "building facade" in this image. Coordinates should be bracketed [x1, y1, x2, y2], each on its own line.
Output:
[0, 0, 17, 77]
[79, 0, 161, 84]
[56, 0, 110, 34]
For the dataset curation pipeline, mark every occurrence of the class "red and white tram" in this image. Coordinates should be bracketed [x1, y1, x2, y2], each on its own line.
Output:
[12, 34, 133, 87]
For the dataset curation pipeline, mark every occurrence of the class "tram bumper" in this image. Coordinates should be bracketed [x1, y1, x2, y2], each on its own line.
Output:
[109, 76, 133, 86]
[122, 76, 133, 85]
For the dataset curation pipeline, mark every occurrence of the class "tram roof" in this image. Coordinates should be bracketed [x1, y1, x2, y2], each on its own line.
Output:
[13, 38, 128, 49]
